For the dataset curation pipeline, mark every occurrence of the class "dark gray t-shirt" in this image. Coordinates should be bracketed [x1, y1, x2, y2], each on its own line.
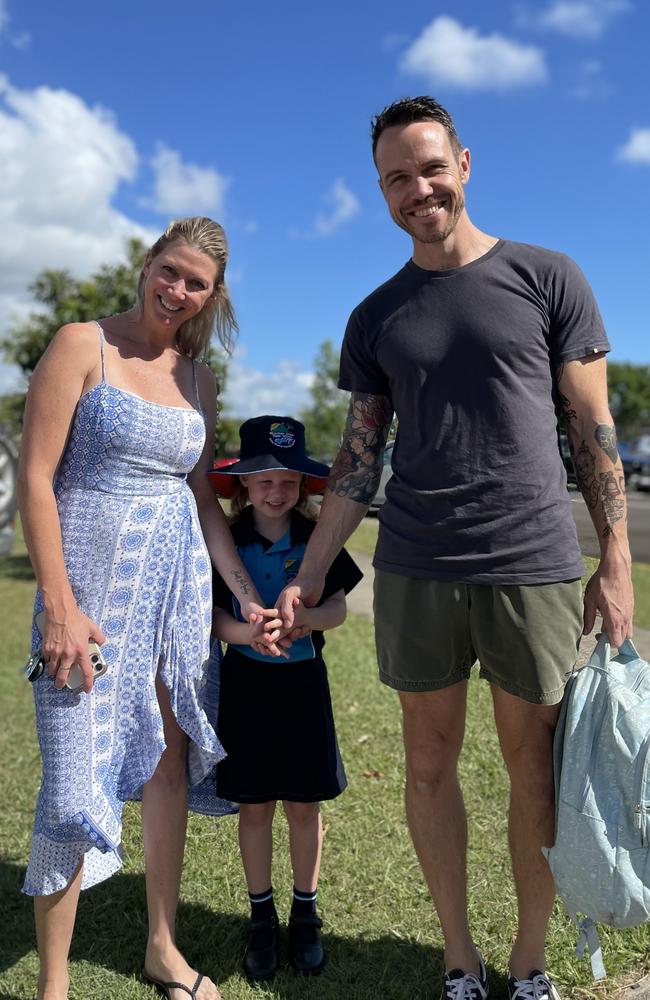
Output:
[339, 239, 610, 584]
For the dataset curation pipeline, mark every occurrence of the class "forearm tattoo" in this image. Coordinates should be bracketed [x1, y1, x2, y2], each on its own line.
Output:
[572, 439, 626, 535]
[573, 440, 599, 509]
[329, 393, 393, 503]
[599, 470, 626, 536]
[230, 570, 250, 595]
[595, 423, 619, 463]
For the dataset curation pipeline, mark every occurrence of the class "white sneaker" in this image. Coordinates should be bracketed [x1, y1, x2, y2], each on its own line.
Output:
[441, 951, 489, 1000]
[507, 970, 561, 1000]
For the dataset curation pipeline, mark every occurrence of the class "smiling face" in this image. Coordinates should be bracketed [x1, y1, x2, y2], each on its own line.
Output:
[143, 240, 219, 329]
[240, 470, 303, 523]
[376, 121, 470, 249]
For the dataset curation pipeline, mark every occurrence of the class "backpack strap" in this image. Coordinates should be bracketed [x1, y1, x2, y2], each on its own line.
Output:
[573, 915, 606, 981]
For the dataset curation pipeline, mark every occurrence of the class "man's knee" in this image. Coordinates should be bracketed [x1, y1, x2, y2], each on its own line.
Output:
[401, 691, 466, 794]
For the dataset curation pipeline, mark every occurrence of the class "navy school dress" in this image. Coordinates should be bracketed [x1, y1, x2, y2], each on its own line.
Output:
[211, 506, 362, 804]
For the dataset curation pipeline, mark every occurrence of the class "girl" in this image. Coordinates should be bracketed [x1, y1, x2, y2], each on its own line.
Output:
[207, 415, 362, 981]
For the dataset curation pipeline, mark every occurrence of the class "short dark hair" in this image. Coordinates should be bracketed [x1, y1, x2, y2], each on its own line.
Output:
[371, 96, 462, 161]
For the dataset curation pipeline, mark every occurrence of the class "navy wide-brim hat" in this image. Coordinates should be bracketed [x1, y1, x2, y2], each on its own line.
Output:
[207, 415, 330, 498]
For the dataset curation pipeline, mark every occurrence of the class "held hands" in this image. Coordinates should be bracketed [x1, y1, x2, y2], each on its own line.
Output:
[583, 560, 634, 648]
[275, 572, 326, 630]
[41, 608, 106, 693]
[252, 600, 312, 659]
[243, 601, 288, 658]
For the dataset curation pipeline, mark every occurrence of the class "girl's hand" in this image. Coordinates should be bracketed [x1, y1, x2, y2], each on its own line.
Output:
[247, 605, 284, 657]
[251, 637, 291, 660]
[41, 608, 106, 693]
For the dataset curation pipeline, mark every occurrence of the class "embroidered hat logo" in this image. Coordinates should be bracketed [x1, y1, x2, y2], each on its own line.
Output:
[269, 422, 295, 448]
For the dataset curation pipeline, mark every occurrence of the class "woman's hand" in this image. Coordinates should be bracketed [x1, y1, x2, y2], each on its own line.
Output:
[41, 608, 106, 693]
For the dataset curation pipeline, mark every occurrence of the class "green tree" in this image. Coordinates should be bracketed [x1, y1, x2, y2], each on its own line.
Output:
[300, 339, 349, 460]
[0, 239, 230, 455]
[1, 239, 147, 377]
[607, 362, 650, 440]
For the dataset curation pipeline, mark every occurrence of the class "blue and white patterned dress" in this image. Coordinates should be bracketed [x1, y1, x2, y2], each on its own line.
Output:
[23, 324, 228, 897]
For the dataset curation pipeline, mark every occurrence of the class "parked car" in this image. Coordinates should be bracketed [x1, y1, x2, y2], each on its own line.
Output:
[369, 440, 394, 512]
[622, 436, 650, 491]
[0, 426, 18, 557]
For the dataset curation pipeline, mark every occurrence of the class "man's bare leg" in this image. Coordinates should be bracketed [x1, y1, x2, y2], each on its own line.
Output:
[491, 685, 560, 979]
[400, 682, 480, 976]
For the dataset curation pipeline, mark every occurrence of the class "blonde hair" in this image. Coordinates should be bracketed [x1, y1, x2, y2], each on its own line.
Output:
[229, 479, 320, 524]
[137, 216, 238, 359]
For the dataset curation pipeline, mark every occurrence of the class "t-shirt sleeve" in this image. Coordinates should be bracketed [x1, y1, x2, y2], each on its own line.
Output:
[338, 307, 392, 396]
[212, 567, 233, 611]
[319, 547, 363, 603]
[548, 254, 611, 364]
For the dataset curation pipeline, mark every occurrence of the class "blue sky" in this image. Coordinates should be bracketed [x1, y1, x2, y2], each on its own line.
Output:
[0, 0, 648, 418]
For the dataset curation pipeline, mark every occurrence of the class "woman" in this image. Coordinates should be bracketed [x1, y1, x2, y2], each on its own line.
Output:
[18, 217, 278, 1000]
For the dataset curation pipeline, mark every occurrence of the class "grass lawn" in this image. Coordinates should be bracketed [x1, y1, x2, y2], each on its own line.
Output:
[1, 529, 648, 1000]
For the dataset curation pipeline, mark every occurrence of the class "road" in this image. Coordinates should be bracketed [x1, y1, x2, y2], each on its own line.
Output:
[570, 488, 650, 564]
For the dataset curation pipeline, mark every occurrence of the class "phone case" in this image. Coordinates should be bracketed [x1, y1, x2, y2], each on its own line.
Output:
[33, 613, 107, 690]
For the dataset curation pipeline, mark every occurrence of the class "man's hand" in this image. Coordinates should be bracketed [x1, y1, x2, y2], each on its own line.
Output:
[583, 560, 634, 647]
[275, 573, 326, 630]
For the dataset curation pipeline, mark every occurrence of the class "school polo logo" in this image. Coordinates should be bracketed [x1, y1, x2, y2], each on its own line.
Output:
[269, 422, 295, 448]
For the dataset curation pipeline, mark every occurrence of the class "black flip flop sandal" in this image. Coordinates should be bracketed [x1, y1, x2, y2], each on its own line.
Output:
[143, 970, 205, 998]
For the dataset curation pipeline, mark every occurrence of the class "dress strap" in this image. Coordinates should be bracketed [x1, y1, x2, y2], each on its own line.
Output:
[94, 321, 107, 383]
[191, 360, 203, 414]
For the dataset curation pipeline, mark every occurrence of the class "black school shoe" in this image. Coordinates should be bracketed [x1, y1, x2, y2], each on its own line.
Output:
[288, 911, 326, 975]
[243, 912, 279, 981]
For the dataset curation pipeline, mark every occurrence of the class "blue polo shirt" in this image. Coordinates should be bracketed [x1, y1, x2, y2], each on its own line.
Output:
[213, 507, 362, 663]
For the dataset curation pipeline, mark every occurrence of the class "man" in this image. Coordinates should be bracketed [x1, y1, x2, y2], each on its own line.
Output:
[277, 96, 634, 1000]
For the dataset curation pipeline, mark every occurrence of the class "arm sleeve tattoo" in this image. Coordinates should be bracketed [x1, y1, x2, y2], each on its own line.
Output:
[329, 393, 393, 504]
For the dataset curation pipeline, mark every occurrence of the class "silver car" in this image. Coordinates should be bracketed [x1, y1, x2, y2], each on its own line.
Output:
[0, 428, 18, 556]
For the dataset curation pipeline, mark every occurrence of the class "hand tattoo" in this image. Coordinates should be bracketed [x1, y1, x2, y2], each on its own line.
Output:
[595, 424, 619, 464]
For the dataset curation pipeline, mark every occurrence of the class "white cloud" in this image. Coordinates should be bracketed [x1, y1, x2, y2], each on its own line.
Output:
[151, 144, 230, 216]
[0, 0, 30, 48]
[314, 180, 360, 237]
[292, 179, 360, 240]
[617, 128, 650, 165]
[0, 75, 156, 383]
[221, 349, 314, 420]
[517, 1, 631, 40]
[569, 58, 613, 99]
[400, 16, 547, 90]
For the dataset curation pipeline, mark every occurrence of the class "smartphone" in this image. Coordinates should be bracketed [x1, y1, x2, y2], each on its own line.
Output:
[34, 612, 107, 691]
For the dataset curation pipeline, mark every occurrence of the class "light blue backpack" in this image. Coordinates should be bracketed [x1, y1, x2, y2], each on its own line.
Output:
[543, 635, 650, 980]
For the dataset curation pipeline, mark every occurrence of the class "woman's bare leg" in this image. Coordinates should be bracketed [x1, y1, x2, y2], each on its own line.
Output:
[142, 669, 220, 1000]
[34, 860, 83, 1000]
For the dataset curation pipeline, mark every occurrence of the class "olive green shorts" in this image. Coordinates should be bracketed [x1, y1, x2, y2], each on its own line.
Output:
[374, 570, 583, 705]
